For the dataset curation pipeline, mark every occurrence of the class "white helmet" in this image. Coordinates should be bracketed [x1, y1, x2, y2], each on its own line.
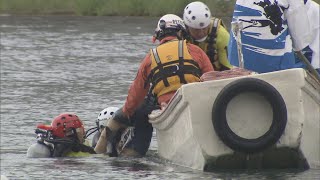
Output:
[96, 107, 119, 129]
[154, 14, 186, 41]
[183, 1, 211, 29]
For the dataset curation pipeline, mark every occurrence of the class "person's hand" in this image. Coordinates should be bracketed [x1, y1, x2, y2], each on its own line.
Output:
[109, 108, 130, 129]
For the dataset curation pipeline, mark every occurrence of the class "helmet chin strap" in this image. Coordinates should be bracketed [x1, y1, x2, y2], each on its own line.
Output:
[195, 35, 207, 42]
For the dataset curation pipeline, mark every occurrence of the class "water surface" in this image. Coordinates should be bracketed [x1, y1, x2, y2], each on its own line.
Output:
[1, 15, 319, 179]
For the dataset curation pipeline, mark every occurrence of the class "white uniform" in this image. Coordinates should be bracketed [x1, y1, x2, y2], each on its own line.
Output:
[305, 0, 319, 70]
[228, 0, 312, 73]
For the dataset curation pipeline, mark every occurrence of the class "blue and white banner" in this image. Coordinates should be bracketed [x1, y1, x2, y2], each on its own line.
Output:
[228, 0, 311, 73]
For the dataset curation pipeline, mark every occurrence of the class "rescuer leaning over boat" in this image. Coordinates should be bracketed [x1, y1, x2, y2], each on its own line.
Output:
[94, 14, 214, 157]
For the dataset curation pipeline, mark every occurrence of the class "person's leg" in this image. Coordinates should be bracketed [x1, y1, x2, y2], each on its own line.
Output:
[120, 96, 159, 156]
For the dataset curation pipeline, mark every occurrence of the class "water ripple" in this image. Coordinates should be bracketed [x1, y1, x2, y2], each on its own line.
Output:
[1, 15, 318, 179]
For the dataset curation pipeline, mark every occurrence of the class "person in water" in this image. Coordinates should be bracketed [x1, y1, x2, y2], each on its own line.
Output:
[89, 106, 135, 157]
[91, 107, 119, 148]
[94, 14, 213, 156]
[183, 1, 233, 71]
[27, 113, 95, 157]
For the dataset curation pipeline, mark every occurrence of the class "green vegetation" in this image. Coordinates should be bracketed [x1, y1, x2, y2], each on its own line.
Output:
[0, 0, 237, 17]
[0, 0, 74, 15]
[0, 0, 319, 17]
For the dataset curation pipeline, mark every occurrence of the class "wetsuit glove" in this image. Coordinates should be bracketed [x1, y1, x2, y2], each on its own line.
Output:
[112, 108, 131, 126]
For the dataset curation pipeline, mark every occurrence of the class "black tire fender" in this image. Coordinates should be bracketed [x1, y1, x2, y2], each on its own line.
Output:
[212, 78, 287, 153]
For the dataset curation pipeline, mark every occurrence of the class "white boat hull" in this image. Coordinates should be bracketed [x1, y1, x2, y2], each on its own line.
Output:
[149, 68, 320, 170]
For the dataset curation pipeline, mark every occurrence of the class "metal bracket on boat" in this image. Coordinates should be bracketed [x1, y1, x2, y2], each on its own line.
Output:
[231, 19, 244, 68]
[303, 73, 320, 105]
[296, 51, 320, 83]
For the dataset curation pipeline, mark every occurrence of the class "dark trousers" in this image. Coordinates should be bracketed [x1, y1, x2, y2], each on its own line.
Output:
[129, 95, 159, 155]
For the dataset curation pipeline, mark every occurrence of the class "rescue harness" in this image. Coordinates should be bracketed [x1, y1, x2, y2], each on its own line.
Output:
[191, 18, 230, 71]
[145, 40, 202, 97]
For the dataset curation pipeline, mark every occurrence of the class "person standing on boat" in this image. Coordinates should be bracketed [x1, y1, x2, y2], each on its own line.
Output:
[94, 14, 214, 157]
[296, 0, 319, 74]
[228, 0, 312, 73]
[27, 113, 96, 158]
[183, 1, 233, 71]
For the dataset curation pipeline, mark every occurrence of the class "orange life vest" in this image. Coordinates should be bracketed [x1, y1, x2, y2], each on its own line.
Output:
[146, 40, 201, 97]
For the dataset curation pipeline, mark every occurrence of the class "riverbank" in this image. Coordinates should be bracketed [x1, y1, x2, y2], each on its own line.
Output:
[1, 0, 319, 17]
[0, 0, 236, 17]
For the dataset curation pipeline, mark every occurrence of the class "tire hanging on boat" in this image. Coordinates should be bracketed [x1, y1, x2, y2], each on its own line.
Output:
[212, 78, 287, 153]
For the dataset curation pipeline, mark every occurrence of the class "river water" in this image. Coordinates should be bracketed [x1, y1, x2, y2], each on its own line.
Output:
[0, 15, 319, 180]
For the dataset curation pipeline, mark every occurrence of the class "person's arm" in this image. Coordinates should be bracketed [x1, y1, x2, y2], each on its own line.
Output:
[284, 0, 312, 51]
[94, 127, 108, 154]
[94, 55, 151, 154]
[122, 54, 151, 117]
[216, 24, 233, 69]
[306, 1, 320, 70]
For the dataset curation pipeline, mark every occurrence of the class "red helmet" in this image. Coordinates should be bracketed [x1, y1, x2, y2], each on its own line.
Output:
[50, 113, 84, 138]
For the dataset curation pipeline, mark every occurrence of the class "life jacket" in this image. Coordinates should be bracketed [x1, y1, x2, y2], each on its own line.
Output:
[146, 40, 201, 97]
[65, 151, 92, 157]
[190, 17, 228, 71]
[52, 139, 96, 157]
